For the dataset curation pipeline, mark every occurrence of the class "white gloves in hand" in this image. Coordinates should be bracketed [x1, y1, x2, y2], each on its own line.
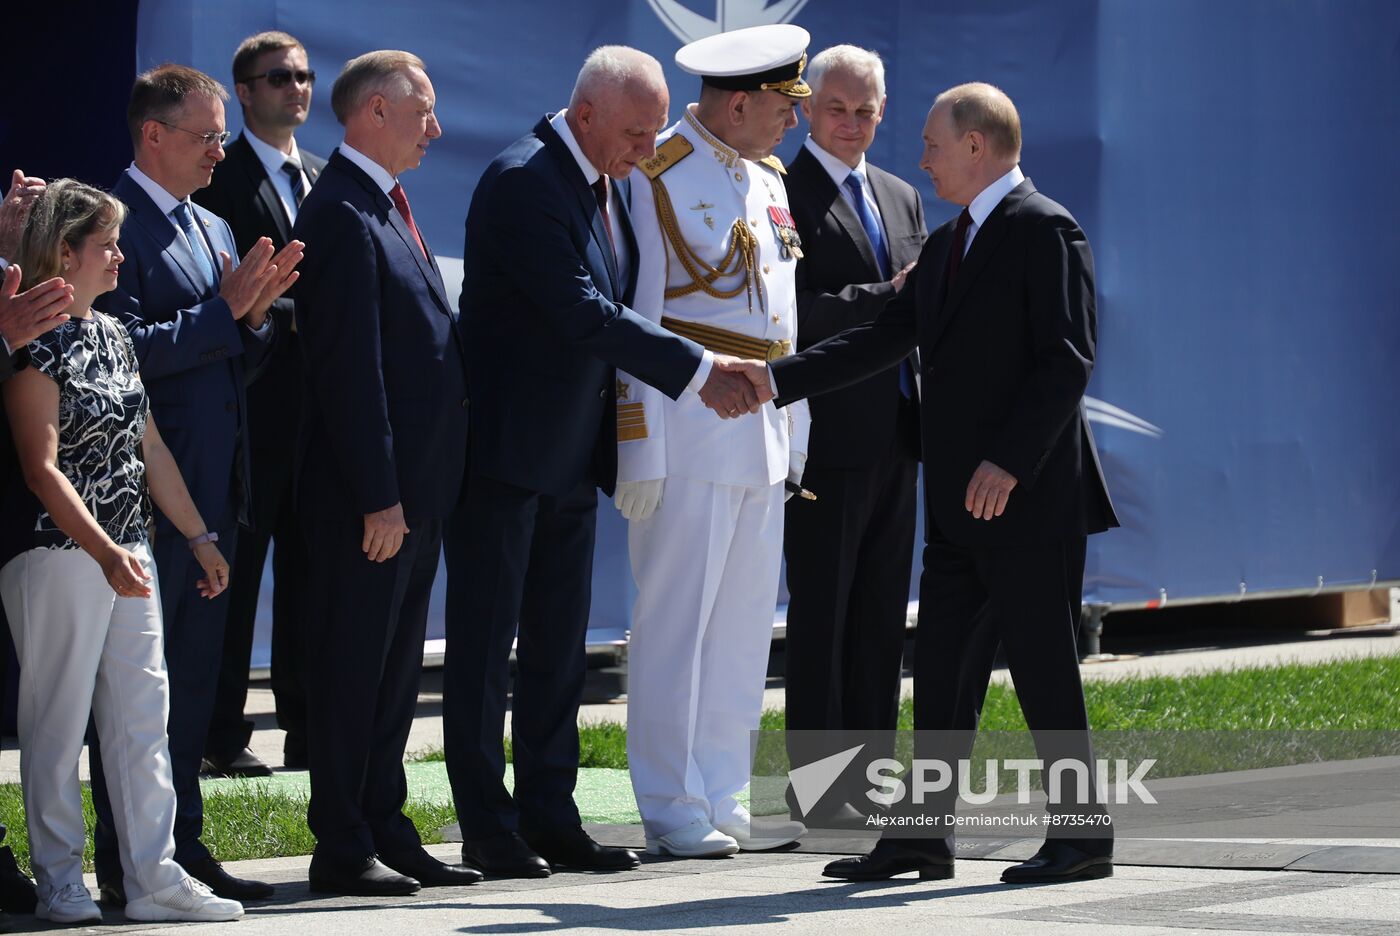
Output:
[786, 451, 807, 503]
[615, 478, 664, 521]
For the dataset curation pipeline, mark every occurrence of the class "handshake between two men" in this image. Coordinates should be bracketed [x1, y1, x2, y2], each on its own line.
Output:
[695, 355, 776, 418]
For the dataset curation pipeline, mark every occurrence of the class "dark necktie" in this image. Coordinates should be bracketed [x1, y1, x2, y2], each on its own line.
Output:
[282, 159, 307, 206]
[843, 170, 891, 279]
[389, 183, 428, 260]
[592, 176, 616, 257]
[944, 208, 973, 293]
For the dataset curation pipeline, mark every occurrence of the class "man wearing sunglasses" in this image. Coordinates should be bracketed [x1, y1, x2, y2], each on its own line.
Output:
[195, 30, 326, 784]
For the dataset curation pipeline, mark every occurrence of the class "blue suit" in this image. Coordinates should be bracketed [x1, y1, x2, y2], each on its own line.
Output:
[90, 168, 273, 879]
[292, 150, 469, 864]
[445, 115, 704, 837]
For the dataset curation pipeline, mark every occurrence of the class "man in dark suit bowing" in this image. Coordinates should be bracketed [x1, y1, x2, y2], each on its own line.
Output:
[446, 45, 767, 878]
[92, 64, 303, 905]
[292, 50, 479, 896]
[781, 46, 926, 819]
[195, 30, 326, 778]
[736, 82, 1119, 884]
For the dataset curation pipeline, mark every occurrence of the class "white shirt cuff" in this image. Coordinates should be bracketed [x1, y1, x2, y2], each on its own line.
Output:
[766, 364, 778, 398]
[685, 349, 715, 395]
[247, 316, 274, 337]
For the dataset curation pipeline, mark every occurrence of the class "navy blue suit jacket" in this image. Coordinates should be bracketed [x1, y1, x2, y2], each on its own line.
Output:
[292, 150, 469, 522]
[460, 115, 704, 498]
[96, 169, 272, 531]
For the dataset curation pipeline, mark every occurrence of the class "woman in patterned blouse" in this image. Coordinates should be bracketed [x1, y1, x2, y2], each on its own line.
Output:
[0, 180, 243, 925]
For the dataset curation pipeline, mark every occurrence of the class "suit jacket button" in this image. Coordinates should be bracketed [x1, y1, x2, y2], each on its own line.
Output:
[461, 397, 469, 409]
[599, 388, 607, 399]
[225, 401, 237, 413]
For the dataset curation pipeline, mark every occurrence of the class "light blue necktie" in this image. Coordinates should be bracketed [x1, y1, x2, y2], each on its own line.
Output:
[844, 170, 891, 280]
[845, 171, 914, 398]
[171, 202, 216, 288]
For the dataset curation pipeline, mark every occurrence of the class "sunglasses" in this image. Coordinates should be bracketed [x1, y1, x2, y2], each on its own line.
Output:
[239, 67, 316, 89]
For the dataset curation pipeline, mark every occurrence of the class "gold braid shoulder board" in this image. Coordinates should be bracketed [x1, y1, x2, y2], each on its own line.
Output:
[642, 135, 765, 313]
[759, 155, 786, 175]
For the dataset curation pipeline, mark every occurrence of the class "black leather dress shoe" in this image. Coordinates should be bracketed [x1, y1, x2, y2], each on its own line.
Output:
[1000, 841, 1112, 883]
[97, 878, 126, 908]
[201, 747, 273, 779]
[461, 832, 551, 878]
[283, 733, 309, 770]
[0, 847, 35, 913]
[379, 847, 483, 886]
[185, 856, 276, 900]
[823, 838, 954, 881]
[522, 825, 641, 872]
[309, 855, 420, 896]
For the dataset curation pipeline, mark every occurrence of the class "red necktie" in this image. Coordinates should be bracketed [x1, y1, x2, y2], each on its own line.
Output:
[389, 182, 428, 260]
[944, 208, 973, 292]
[592, 176, 616, 256]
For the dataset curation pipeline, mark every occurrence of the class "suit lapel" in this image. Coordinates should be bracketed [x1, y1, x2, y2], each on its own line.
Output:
[928, 181, 1035, 350]
[614, 176, 639, 303]
[794, 149, 884, 279]
[230, 137, 293, 244]
[329, 152, 453, 318]
[116, 172, 212, 297]
[538, 116, 621, 298]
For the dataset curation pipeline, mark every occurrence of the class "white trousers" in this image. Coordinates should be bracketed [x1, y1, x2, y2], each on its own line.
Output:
[0, 543, 184, 900]
[626, 478, 784, 837]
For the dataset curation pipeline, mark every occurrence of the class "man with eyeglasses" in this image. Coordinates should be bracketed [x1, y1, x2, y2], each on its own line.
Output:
[194, 30, 326, 783]
[90, 63, 303, 907]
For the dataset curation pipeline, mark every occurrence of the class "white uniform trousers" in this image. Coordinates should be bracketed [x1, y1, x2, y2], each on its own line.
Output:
[626, 477, 785, 837]
[0, 543, 185, 901]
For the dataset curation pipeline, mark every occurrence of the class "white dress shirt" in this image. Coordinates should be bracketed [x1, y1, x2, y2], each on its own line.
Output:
[242, 129, 307, 224]
[802, 135, 887, 237]
[961, 165, 1026, 256]
[336, 142, 396, 194]
[550, 109, 711, 394]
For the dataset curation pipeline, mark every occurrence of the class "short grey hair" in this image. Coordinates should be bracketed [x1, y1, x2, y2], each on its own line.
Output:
[806, 45, 886, 100]
[569, 46, 664, 109]
[331, 50, 425, 125]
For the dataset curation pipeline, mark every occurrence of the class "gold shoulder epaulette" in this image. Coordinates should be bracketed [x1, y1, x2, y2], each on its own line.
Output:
[640, 136, 694, 179]
[759, 155, 786, 175]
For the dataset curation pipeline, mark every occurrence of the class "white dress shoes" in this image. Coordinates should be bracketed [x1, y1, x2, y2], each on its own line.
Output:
[125, 876, 244, 922]
[645, 819, 740, 858]
[714, 806, 806, 852]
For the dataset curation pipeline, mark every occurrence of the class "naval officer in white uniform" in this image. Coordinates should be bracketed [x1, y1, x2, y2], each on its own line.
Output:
[615, 24, 812, 858]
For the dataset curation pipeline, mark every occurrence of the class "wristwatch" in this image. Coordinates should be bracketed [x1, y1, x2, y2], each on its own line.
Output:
[187, 532, 219, 549]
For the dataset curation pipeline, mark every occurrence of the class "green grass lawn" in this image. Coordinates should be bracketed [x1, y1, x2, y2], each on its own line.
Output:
[1, 652, 1394, 871]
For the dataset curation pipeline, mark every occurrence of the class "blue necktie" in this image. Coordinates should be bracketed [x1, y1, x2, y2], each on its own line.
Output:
[844, 170, 891, 280]
[171, 202, 217, 288]
[846, 171, 914, 399]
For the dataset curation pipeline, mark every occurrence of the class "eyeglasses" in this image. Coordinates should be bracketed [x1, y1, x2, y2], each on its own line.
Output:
[238, 68, 316, 89]
[155, 121, 231, 147]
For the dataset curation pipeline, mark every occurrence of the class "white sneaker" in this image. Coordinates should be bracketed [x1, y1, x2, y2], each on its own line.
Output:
[36, 881, 102, 924]
[715, 806, 806, 852]
[125, 876, 244, 922]
[645, 819, 740, 857]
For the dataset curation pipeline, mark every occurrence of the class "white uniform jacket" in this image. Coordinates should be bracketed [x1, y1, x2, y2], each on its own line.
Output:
[619, 105, 810, 489]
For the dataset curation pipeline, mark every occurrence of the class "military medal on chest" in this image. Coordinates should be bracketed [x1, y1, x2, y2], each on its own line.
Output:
[767, 205, 804, 260]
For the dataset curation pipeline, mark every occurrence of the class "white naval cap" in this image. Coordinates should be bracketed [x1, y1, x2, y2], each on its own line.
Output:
[674, 23, 812, 98]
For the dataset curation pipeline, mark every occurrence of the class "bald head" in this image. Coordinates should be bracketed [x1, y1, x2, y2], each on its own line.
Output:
[933, 82, 1021, 162]
[566, 46, 671, 179]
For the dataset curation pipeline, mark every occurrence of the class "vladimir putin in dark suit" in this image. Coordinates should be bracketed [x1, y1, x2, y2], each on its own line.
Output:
[292, 50, 478, 895]
[734, 82, 1119, 884]
[194, 29, 326, 777]
[780, 47, 925, 810]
